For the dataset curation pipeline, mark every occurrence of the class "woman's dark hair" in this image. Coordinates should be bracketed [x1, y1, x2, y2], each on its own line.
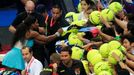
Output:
[81, 0, 95, 6]
[12, 15, 36, 47]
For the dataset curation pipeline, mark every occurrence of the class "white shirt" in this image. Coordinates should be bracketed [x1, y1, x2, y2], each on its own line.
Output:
[25, 57, 43, 75]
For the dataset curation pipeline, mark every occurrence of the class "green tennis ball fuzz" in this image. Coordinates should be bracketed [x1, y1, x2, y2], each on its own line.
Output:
[100, 9, 114, 22]
[87, 50, 103, 65]
[68, 33, 83, 46]
[94, 61, 112, 74]
[109, 2, 123, 14]
[98, 71, 112, 75]
[89, 11, 101, 25]
[99, 43, 110, 58]
[71, 46, 84, 60]
[108, 49, 124, 65]
[108, 40, 121, 51]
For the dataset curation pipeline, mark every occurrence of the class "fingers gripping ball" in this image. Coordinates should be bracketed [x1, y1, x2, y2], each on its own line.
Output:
[98, 71, 112, 75]
[109, 2, 123, 14]
[89, 11, 101, 25]
[108, 49, 124, 65]
[99, 43, 110, 58]
[71, 46, 84, 60]
[100, 9, 114, 22]
[94, 61, 112, 74]
[87, 50, 103, 65]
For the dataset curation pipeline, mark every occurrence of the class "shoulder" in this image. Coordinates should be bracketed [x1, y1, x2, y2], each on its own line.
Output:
[31, 59, 43, 69]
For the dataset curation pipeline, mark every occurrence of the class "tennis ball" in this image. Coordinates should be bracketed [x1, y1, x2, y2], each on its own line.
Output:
[71, 20, 86, 26]
[68, 33, 83, 46]
[82, 60, 90, 74]
[109, 2, 123, 14]
[94, 61, 112, 74]
[78, 3, 82, 12]
[99, 43, 110, 58]
[87, 49, 100, 61]
[65, 12, 75, 18]
[89, 11, 101, 25]
[98, 71, 112, 75]
[71, 46, 84, 60]
[100, 9, 114, 22]
[108, 49, 124, 65]
[87, 50, 103, 65]
[108, 40, 121, 51]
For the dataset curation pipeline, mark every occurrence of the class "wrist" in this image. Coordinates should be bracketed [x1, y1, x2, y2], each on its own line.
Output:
[55, 32, 60, 37]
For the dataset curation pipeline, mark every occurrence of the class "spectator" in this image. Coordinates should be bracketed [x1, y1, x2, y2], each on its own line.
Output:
[56, 46, 86, 75]
[21, 46, 43, 75]
[40, 53, 60, 75]
[46, 4, 69, 57]
[2, 15, 63, 72]
[9, 0, 44, 33]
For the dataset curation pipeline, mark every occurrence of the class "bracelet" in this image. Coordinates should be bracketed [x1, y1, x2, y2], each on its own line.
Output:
[55, 32, 60, 37]
[115, 36, 121, 40]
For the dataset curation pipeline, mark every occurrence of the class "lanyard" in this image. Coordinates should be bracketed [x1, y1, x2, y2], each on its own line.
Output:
[45, 15, 49, 36]
[45, 15, 49, 24]
[26, 57, 35, 75]
[50, 18, 55, 27]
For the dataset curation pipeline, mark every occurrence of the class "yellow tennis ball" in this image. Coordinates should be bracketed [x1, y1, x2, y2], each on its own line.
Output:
[87, 50, 103, 65]
[78, 3, 82, 12]
[82, 60, 90, 74]
[99, 43, 110, 58]
[68, 33, 83, 46]
[65, 12, 76, 18]
[108, 49, 124, 65]
[71, 20, 86, 26]
[98, 71, 112, 75]
[109, 2, 123, 14]
[94, 61, 112, 74]
[89, 11, 101, 25]
[71, 46, 84, 60]
[108, 40, 121, 51]
[87, 49, 100, 61]
[100, 9, 115, 22]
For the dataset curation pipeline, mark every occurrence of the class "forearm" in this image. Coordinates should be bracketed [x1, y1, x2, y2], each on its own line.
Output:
[115, 17, 128, 30]
[125, 52, 134, 61]
[126, 59, 134, 69]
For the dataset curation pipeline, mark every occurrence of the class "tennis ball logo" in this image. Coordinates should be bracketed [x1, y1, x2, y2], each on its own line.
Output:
[89, 11, 101, 25]
[100, 9, 114, 22]
[99, 43, 110, 58]
[71, 46, 84, 60]
[108, 49, 124, 65]
[68, 33, 83, 46]
[109, 2, 123, 14]
[87, 50, 103, 65]
[94, 61, 112, 74]
[98, 71, 112, 75]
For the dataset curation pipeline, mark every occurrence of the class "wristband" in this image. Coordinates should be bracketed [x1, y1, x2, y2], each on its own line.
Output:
[115, 36, 121, 40]
[55, 32, 60, 37]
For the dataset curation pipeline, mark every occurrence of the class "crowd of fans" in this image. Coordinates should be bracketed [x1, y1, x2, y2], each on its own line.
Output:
[0, 0, 134, 75]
